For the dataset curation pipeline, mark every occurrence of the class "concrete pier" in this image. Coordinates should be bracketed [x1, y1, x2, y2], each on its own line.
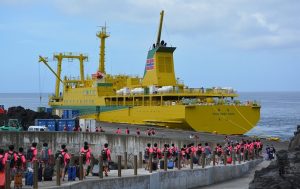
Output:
[17, 159, 262, 189]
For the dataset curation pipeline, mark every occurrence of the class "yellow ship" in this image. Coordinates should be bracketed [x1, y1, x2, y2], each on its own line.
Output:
[39, 10, 260, 135]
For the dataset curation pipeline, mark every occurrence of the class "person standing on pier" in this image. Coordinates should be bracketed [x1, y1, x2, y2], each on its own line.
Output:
[80, 144, 91, 176]
[102, 143, 111, 177]
[27, 142, 38, 167]
[115, 128, 121, 134]
[136, 128, 141, 136]
[144, 143, 153, 170]
[0, 149, 5, 189]
[57, 144, 70, 181]
[125, 127, 130, 135]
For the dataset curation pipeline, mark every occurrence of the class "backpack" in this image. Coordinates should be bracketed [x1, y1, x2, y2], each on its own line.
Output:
[41, 147, 49, 161]
[204, 147, 211, 156]
[55, 150, 64, 165]
[0, 156, 4, 171]
[152, 148, 158, 159]
[7, 151, 15, 168]
[196, 147, 202, 156]
[171, 147, 178, 157]
[81, 149, 89, 164]
[101, 149, 108, 161]
[144, 148, 150, 159]
[164, 148, 171, 157]
[254, 144, 257, 149]
[15, 154, 23, 168]
[27, 148, 34, 161]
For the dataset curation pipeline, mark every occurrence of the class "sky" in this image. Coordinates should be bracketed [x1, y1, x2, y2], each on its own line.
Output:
[0, 0, 300, 93]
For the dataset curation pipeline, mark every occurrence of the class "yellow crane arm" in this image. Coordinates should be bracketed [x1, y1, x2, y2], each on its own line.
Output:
[38, 56, 64, 84]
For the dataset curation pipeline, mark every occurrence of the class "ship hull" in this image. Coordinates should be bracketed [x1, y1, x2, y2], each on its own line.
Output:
[53, 104, 260, 135]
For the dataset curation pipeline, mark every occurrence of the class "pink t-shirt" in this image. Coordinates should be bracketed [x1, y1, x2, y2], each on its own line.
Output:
[4, 151, 17, 163]
[31, 147, 38, 162]
[62, 151, 70, 166]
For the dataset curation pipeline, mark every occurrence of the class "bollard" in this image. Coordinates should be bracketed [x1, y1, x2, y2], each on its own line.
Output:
[149, 153, 153, 173]
[190, 153, 194, 170]
[247, 150, 250, 161]
[79, 155, 83, 180]
[201, 153, 205, 168]
[134, 155, 138, 175]
[164, 152, 167, 171]
[4, 161, 10, 189]
[33, 160, 38, 189]
[212, 151, 216, 166]
[118, 155, 121, 177]
[56, 159, 61, 186]
[124, 152, 128, 169]
[99, 156, 103, 179]
[139, 152, 143, 169]
[177, 154, 181, 170]
[224, 153, 227, 166]
[233, 150, 236, 165]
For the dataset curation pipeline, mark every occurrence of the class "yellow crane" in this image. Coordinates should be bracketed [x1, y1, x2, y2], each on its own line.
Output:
[39, 53, 88, 99]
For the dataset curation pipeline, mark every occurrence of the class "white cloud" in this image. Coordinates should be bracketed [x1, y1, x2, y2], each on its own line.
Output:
[1, 0, 300, 50]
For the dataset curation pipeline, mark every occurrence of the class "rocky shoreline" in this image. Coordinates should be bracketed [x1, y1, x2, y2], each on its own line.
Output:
[249, 125, 300, 189]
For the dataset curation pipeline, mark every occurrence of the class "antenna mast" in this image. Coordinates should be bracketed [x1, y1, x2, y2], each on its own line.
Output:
[156, 10, 164, 46]
[96, 26, 109, 74]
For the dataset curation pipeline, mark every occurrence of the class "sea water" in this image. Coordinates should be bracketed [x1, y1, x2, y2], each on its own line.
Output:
[1, 92, 299, 140]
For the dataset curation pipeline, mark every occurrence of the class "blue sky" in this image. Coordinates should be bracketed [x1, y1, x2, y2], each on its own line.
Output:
[0, 0, 300, 93]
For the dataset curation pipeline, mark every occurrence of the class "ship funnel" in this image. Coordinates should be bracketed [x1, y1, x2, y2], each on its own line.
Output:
[142, 11, 176, 87]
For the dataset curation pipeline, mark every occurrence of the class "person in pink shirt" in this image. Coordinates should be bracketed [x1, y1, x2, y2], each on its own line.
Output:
[27, 142, 38, 164]
[125, 127, 130, 135]
[144, 143, 153, 170]
[41, 143, 52, 165]
[16, 147, 26, 171]
[136, 128, 141, 136]
[115, 128, 121, 134]
[80, 142, 92, 176]
[0, 149, 5, 172]
[4, 145, 17, 169]
[101, 143, 111, 177]
[59, 145, 70, 181]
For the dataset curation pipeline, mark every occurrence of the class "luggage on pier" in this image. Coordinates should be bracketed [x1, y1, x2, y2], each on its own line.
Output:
[38, 164, 43, 182]
[152, 162, 157, 171]
[25, 171, 33, 186]
[44, 166, 54, 181]
[92, 165, 100, 176]
[227, 157, 232, 164]
[167, 160, 174, 169]
[68, 166, 77, 181]
[160, 160, 164, 169]
[193, 157, 199, 164]
[14, 172, 23, 188]
[0, 171, 5, 188]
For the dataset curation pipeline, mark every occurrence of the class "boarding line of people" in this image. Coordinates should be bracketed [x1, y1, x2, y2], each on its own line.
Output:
[0, 141, 112, 187]
[143, 139, 265, 170]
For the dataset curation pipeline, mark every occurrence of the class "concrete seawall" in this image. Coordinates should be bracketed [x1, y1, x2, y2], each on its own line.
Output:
[39, 159, 262, 189]
[0, 131, 195, 162]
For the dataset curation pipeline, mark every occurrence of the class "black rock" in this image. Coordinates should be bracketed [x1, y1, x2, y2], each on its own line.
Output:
[249, 126, 300, 189]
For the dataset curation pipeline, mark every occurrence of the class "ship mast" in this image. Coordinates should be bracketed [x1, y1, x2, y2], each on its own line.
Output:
[96, 26, 109, 74]
[156, 10, 164, 46]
